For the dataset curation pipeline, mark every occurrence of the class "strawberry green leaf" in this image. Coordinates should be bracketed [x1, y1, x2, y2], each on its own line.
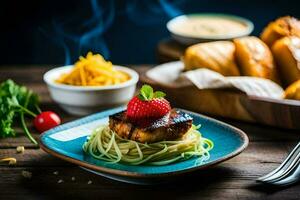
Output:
[153, 91, 166, 98]
[138, 84, 166, 101]
[139, 84, 153, 101]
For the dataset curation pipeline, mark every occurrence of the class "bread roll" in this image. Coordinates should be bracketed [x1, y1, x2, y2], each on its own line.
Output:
[183, 41, 240, 76]
[234, 36, 281, 84]
[284, 80, 300, 100]
[261, 16, 300, 47]
[272, 36, 300, 86]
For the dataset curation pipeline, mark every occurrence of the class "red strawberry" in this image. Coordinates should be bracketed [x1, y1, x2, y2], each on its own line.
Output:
[148, 98, 171, 118]
[126, 96, 152, 119]
[126, 85, 171, 120]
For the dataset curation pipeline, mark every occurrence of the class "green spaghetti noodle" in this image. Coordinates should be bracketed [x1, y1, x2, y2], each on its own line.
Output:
[82, 125, 213, 165]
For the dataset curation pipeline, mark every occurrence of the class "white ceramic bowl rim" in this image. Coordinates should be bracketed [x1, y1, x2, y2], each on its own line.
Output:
[43, 65, 139, 91]
[167, 13, 254, 40]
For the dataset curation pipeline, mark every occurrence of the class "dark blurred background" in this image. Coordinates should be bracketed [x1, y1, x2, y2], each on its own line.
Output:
[1, 0, 300, 65]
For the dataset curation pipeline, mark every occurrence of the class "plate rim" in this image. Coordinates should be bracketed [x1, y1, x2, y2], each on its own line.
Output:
[39, 108, 249, 178]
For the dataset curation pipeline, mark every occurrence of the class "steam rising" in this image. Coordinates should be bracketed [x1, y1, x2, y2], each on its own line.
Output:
[41, 0, 184, 65]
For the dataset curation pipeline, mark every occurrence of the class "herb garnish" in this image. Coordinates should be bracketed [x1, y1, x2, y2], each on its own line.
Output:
[0, 79, 39, 145]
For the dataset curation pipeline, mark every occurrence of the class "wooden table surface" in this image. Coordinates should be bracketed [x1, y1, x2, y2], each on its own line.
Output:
[1, 66, 300, 200]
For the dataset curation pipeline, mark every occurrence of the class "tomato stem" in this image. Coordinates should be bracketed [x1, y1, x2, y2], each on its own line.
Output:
[18, 105, 37, 118]
[35, 104, 42, 114]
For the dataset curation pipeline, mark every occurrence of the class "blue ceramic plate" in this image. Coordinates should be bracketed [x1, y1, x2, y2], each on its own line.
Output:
[39, 107, 248, 184]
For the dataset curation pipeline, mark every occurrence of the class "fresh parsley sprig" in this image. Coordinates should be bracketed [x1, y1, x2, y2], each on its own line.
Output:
[0, 79, 39, 145]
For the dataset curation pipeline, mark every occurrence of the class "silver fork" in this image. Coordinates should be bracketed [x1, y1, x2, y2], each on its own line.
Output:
[257, 142, 300, 186]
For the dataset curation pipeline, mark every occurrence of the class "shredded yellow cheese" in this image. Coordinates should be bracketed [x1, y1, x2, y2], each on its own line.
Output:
[56, 52, 130, 86]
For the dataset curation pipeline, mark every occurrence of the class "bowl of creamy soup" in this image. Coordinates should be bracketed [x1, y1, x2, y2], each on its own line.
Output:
[167, 13, 254, 45]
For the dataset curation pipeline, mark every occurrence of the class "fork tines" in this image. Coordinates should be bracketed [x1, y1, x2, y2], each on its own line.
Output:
[257, 142, 300, 186]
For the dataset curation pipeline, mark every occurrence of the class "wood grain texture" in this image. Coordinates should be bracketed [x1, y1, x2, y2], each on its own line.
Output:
[1, 65, 300, 200]
[0, 142, 298, 200]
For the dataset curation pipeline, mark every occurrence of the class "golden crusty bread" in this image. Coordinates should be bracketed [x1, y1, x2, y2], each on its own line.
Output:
[284, 80, 300, 100]
[261, 16, 300, 47]
[272, 36, 300, 86]
[183, 41, 240, 76]
[233, 36, 281, 84]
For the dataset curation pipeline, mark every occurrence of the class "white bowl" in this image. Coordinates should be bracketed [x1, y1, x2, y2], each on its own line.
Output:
[43, 65, 139, 116]
[167, 13, 254, 45]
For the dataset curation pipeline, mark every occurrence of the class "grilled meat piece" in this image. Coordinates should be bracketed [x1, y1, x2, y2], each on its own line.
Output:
[109, 109, 193, 143]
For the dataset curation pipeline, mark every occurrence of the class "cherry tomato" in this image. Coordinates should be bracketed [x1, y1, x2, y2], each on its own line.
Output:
[34, 111, 61, 133]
